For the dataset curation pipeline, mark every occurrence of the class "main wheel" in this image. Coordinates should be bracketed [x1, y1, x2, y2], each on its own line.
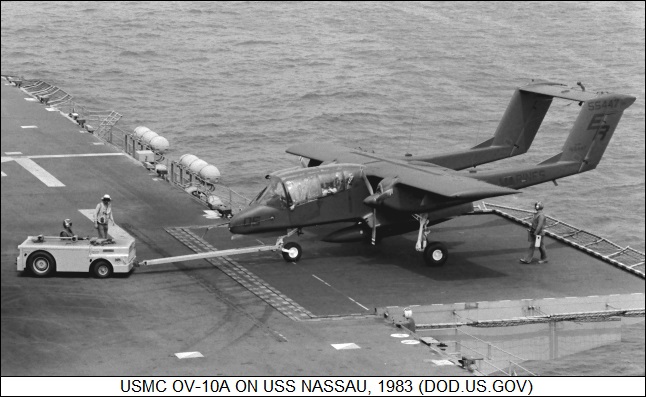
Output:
[92, 260, 113, 279]
[282, 242, 302, 262]
[28, 251, 56, 277]
[423, 242, 448, 267]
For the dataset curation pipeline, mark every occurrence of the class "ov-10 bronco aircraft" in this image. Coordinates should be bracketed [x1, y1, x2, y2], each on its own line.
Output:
[228, 81, 636, 266]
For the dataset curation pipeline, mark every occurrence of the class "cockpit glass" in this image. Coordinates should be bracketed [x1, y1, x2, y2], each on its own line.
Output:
[284, 170, 347, 206]
[251, 178, 287, 207]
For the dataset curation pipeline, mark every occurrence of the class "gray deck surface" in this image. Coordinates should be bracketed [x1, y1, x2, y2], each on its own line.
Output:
[1, 81, 643, 376]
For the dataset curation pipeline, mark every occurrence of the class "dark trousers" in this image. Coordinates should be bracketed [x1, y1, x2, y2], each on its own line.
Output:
[524, 235, 547, 261]
[97, 223, 109, 239]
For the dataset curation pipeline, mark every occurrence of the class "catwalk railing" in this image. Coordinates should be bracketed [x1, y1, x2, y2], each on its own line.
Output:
[478, 202, 645, 278]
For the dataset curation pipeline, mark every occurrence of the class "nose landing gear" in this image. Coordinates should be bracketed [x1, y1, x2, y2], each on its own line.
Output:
[281, 241, 302, 262]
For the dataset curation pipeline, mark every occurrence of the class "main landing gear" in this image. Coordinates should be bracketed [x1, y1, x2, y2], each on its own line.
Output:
[423, 241, 448, 267]
[414, 213, 449, 267]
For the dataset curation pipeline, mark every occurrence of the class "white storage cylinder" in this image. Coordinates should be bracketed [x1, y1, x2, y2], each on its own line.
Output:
[141, 130, 159, 145]
[188, 159, 208, 174]
[149, 136, 169, 153]
[199, 165, 221, 183]
[179, 154, 198, 168]
[134, 126, 150, 139]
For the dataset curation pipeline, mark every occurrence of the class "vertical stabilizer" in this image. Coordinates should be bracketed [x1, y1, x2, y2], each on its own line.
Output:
[555, 93, 636, 172]
[411, 82, 555, 170]
[474, 90, 636, 190]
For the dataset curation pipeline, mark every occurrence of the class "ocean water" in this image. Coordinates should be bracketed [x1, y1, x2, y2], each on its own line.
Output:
[1, 1, 644, 375]
[1, 2, 644, 252]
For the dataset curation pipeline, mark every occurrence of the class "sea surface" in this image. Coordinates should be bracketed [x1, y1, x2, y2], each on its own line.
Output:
[1, 1, 644, 376]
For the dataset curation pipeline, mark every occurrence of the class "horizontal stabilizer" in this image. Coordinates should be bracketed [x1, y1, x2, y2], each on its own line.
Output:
[519, 82, 599, 102]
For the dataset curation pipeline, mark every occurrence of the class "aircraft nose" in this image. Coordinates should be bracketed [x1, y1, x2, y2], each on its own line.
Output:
[229, 205, 280, 234]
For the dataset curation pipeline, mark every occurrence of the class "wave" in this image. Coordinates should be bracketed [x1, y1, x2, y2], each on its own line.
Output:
[118, 50, 159, 57]
[300, 90, 383, 100]
[234, 40, 279, 46]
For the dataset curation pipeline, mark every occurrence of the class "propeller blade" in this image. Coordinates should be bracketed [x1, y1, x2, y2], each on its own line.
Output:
[371, 208, 377, 245]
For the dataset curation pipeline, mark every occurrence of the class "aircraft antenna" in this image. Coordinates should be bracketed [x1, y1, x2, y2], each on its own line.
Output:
[471, 121, 481, 170]
[405, 110, 416, 157]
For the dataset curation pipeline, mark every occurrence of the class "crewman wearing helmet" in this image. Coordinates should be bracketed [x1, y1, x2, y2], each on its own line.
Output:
[94, 194, 115, 239]
[60, 219, 75, 238]
[520, 201, 549, 264]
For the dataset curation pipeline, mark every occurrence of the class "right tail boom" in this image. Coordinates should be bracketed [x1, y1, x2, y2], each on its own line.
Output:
[408, 80, 621, 171]
[473, 91, 636, 189]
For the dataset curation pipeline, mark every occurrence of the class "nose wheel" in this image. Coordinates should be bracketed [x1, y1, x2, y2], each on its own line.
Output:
[423, 241, 448, 267]
[282, 242, 302, 262]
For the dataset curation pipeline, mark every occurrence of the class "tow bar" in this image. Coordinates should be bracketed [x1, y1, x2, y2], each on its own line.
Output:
[136, 229, 301, 267]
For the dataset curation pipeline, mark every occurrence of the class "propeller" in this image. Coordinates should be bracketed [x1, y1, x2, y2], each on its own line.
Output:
[361, 175, 397, 245]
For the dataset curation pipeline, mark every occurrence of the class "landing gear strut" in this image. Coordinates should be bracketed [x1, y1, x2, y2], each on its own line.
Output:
[414, 213, 448, 266]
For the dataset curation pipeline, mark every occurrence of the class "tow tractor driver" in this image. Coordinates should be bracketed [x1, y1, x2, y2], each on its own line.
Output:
[59, 219, 88, 241]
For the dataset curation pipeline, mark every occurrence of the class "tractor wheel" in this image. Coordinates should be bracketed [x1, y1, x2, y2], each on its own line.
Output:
[92, 260, 113, 279]
[28, 251, 56, 277]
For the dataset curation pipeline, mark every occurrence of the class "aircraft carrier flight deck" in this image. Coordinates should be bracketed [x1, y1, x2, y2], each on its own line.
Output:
[1, 77, 644, 376]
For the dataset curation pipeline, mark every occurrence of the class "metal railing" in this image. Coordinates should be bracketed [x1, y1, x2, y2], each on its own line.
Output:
[479, 202, 645, 278]
[168, 160, 250, 213]
[451, 327, 537, 376]
[4, 75, 251, 215]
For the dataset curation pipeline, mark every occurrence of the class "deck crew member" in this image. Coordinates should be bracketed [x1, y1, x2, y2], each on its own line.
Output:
[520, 201, 548, 264]
[60, 218, 75, 238]
[94, 194, 115, 239]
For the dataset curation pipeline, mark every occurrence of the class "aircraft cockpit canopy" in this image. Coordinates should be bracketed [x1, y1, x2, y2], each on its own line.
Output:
[251, 177, 288, 207]
[252, 165, 361, 208]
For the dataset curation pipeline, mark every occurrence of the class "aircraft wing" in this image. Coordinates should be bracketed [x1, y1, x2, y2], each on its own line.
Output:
[287, 143, 518, 200]
[366, 157, 518, 200]
[286, 142, 373, 164]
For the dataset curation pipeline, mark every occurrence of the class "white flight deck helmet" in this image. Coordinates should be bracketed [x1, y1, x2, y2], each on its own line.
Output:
[63, 219, 72, 228]
[535, 201, 544, 211]
[102, 194, 111, 202]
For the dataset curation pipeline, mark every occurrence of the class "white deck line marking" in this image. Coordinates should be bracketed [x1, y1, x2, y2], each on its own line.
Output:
[5, 152, 22, 155]
[45, 107, 58, 112]
[14, 158, 65, 187]
[348, 298, 369, 311]
[26, 153, 125, 159]
[175, 352, 204, 359]
[1, 172, 6, 177]
[430, 359, 455, 366]
[21, 125, 38, 128]
[312, 274, 331, 287]
[312, 274, 369, 311]
[24, 98, 38, 101]
[78, 209, 133, 242]
[331, 343, 360, 350]
[92, 142, 105, 145]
